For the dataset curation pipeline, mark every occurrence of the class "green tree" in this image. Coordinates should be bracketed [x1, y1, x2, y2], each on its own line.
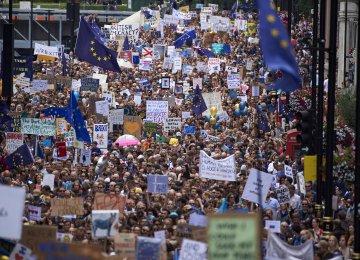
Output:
[337, 87, 356, 130]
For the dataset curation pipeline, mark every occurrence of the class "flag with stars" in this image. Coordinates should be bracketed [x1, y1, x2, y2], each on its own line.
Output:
[123, 35, 130, 51]
[75, 17, 121, 73]
[257, 0, 301, 92]
[4, 144, 35, 170]
[0, 101, 11, 131]
[191, 85, 207, 116]
[173, 30, 197, 49]
[257, 105, 270, 132]
[45, 92, 91, 144]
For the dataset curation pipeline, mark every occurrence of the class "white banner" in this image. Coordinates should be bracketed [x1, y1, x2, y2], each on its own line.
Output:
[104, 23, 140, 44]
[146, 100, 168, 124]
[21, 118, 56, 136]
[179, 239, 207, 260]
[199, 150, 236, 181]
[34, 43, 60, 58]
[164, 118, 181, 132]
[93, 124, 108, 149]
[275, 186, 290, 204]
[266, 231, 314, 260]
[242, 168, 273, 204]
[227, 74, 241, 89]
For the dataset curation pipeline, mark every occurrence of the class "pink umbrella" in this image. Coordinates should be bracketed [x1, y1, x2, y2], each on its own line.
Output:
[113, 134, 140, 147]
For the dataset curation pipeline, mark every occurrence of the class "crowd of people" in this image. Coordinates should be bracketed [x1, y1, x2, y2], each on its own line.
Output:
[0, 2, 356, 259]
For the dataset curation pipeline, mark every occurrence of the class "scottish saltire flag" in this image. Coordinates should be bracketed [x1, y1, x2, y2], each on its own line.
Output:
[257, 0, 301, 92]
[257, 105, 271, 132]
[191, 85, 207, 115]
[4, 144, 35, 170]
[123, 35, 130, 51]
[174, 30, 196, 48]
[75, 17, 121, 73]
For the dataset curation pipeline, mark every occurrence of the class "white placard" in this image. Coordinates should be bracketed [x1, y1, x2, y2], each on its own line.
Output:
[181, 111, 192, 119]
[95, 100, 109, 117]
[208, 58, 220, 74]
[252, 86, 260, 97]
[164, 118, 181, 132]
[193, 78, 202, 89]
[226, 66, 238, 73]
[227, 74, 241, 89]
[173, 57, 182, 73]
[28, 205, 42, 221]
[42, 174, 55, 190]
[0, 185, 26, 240]
[284, 165, 293, 179]
[80, 149, 91, 166]
[34, 43, 60, 58]
[189, 213, 208, 227]
[146, 100, 169, 124]
[109, 109, 124, 132]
[297, 172, 306, 195]
[202, 92, 224, 116]
[242, 168, 274, 204]
[104, 23, 140, 44]
[275, 186, 290, 204]
[93, 124, 108, 149]
[9, 243, 32, 260]
[265, 220, 281, 233]
[5, 132, 24, 154]
[199, 150, 236, 181]
[134, 95, 142, 106]
[179, 239, 207, 260]
[31, 79, 48, 93]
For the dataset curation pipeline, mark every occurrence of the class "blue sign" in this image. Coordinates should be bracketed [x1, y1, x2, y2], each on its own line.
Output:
[147, 175, 168, 194]
[136, 237, 162, 260]
[184, 125, 196, 135]
[211, 44, 231, 55]
[80, 78, 100, 92]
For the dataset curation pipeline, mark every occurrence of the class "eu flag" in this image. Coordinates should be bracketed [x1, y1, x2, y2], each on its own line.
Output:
[174, 30, 197, 49]
[196, 47, 214, 58]
[33, 136, 44, 160]
[123, 35, 130, 51]
[62, 51, 67, 76]
[257, 105, 270, 132]
[191, 85, 207, 116]
[278, 98, 294, 121]
[257, 0, 301, 92]
[90, 19, 106, 45]
[75, 17, 121, 73]
[4, 144, 35, 170]
[0, 101, 11, 130]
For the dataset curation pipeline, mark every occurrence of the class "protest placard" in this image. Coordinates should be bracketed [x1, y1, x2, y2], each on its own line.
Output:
[227, 74, 241, 89]
[5, 132, 23, 154]
[105, 23, 140, 44]
[193, 78, 202, 89]
[92, 210, 119, 239]
[81, 78, 99, 92]
[56, 118, 67, 135]
[196, 61, 209, 73]
[64, 129, 75, 147]
[50, 197, 83, 216]
[163, 14, 180, 25]
[208, 213, 260, 260]
[164, 118, 181, 132]
[265, 220, 281, 233]
[21, 225, 57, 256]
[31, 79, 48, 93]
[199, 150, 236, 181]
[284, 165, 293, 179]
[189, 213, 208, 227]
[136, 237, 162, 260]
[123, 116, 142, 138]
[34, 43, 59, 58]
[109, 109, 124, 132]
[45, 76, 72, 87]
[252, 86, 260, 97]
[0, 185, 25, 240]
[172, 57, 182, 73]
[242, 168, 274, 204]
[80, 149, 91, 166]
[21, 118, 56, 136]
[147, 175, 168, 194]
[57, 233, 73, 242]
[114, 233, 136, 259]
[139, 58, 153, 71]
[154, 230, 166, 244]
[93, 124, 108, 149]
[95, 101, 109, 117]
[154, 44, 166, 60]
[146, 100, 168, 124]
[246, 60, 253, 70]
[184, 125, 196, 135]
[275, 186, 291, 204]
[38, 242, 103, 260]
[28, 205, 42, 221]
[143, 122, 158, 138]
[93, 193, 125, 213]
[208, 58, 221, 74]
[179, 239, 207, 260]
[297, 172, 306, 195]
[42, 173, 55, 190]
[9, 243, 32, 260]
[202, 92, 224, 116]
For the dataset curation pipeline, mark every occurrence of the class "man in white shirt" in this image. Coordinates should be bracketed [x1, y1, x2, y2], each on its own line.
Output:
[289, 185, 301, 210]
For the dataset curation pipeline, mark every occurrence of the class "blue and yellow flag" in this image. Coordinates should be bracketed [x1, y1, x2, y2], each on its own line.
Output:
[4, 144, 35, 169]
[75, 17, 121, 73]
[191, 85, 207, 116]
[174, 30, 196, 49]
[257, 0, 301, 92]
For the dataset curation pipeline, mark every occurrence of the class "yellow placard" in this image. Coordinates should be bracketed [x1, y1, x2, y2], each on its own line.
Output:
[304, 155, 317, 181]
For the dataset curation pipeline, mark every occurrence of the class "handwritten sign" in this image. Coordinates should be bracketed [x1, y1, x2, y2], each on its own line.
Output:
[143, 122, 158, 138]
[180, 239, 207, 260]
[276, 186, 290, 204]
[21, 225, 57, 256]
[21, 118, 56, 136]
[199, 150, 236, 181]
[146, 100, 168, 124]
[208, 214, 260, 260]
[93, 124, 108, 149]
[50, 198, 84, 216]
[34, 43, 59, 58]
[147, 175, 168, 194]
[93, 193, 125, 213]
[284, 165, 293, 179]
[81, 78, 99, 92]
[241, 168, 274, 204]
[56, 118, 67, 135]
[31, 79, 48, 93]
[208, 58, 220, 74]
[45, 76, 72, 87]
[114, 233, 136, 259]
[164, 118, 181, 132]
[0, 185, 25, 240]
[123, 116, 142, 138]
[136, 237, 162, 260]
[28, 205, 42, 221]
[5, 132, 24, 154]
[227, 74, 241, 89]
[95, 101, 109, 117]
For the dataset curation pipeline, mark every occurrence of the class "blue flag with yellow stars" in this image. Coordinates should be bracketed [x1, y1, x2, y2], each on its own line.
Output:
[257, 105, 270, 132]
[174, 30, 197, 49]
[191, 85, 207, 116]
[33, 135, 45, 160]
[45, 92, 91, 144]
[75, 17, 121, 73]
[123, 35, 130, 51]
[4, 144, 35, 170]
[0, 101, 11, 130]
[257, 0, 301, 92]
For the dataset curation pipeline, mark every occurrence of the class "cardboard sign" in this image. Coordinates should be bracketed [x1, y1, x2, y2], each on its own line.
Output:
[275, 186, 290, 204]
[21, 118, 56, 136]
[147, 175, 168, 194]
[180, 239, 207, 260]
[199, 150, 236, 181]
[21, 225, 57, 256]
[92, 210, 119, 239]
[38, 242, 103, 260]
[93, 124, 108, 149]
[146, 100, 168, 124]
[0, 185, 25, 240]
[9, 243, 32, 260]
[227, 74, 241, 89]
[114, 233, 136, 259]
[93, 193, 125, 213]
[5, 132, 24, 154]
[50, 198, 84, 216]
[123, 116, 142, 138]
[28, 205, 42, 221]
[164, 118, 181, 132]
[136, 237, 162, 260]
[242, 168, 274, 205]
[208, 213, 260, 260]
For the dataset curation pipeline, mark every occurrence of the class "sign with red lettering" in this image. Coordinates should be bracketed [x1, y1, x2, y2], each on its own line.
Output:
[93, 193, 125, 213]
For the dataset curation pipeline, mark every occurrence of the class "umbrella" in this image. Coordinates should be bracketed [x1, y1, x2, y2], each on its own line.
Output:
[117, 58, 134, 69]
[113, 134, 140, 147]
